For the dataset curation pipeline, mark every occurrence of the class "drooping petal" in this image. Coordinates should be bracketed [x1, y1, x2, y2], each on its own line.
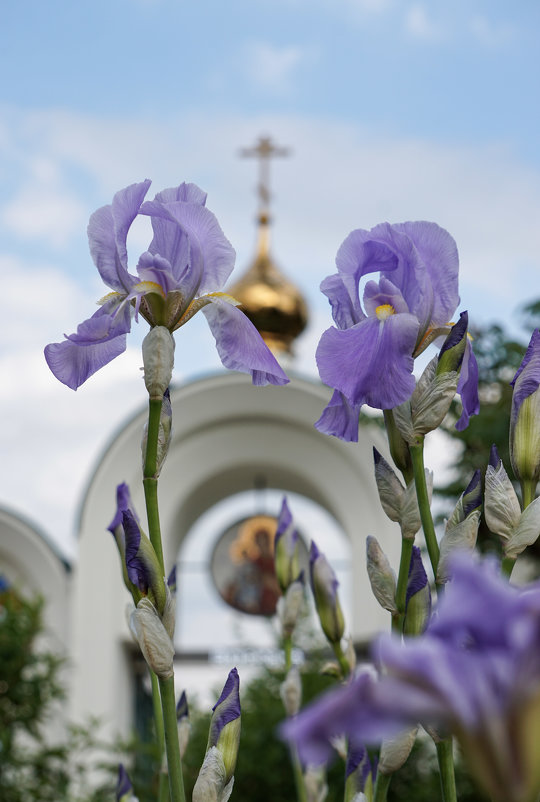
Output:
[316, 313, 419, 409]
[202, 296, 289, 386]
[314, 390, 360, 442]
[44, 301, 131, 390]
[88, 180, 151, 292]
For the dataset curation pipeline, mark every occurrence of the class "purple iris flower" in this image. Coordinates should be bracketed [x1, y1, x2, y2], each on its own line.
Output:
[283, 554, 540, 802]
[44, 180, 289, 390]
[315, 221, 477, 440]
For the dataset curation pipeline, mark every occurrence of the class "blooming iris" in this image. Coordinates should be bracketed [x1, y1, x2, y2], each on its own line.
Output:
[315, 221, 478, 440]
[283, 554, 540, 802]
[44, 181, 288, 390]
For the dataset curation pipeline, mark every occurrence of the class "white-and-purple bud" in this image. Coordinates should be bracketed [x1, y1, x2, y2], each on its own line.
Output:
[130, 597, 175, 680]
[280, 666, 302, 717]
[116, 764, 138, 802]
[344, 742, 373, 802]
[123, 510, 166, 614]
[309, 541, 345, 646]
[378, 726, 418, 775]
[142, 325, 175, 400]
[207, 668, 241, 785]
[277, 571, 305, 637]
[373, 449, 431, 540]
[403, 547, 431, 636]
[177, 690, 191, 759]
[365, 536, 397, 615]
[510, 329, 540, 485]
[486, 445, 540, 559]
[107, 483, 139, 593]
[438, 470, 482, 582]
[274, 497, 300, 593]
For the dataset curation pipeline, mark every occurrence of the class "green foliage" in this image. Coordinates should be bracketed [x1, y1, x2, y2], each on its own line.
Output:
[0, 584, 116, 802]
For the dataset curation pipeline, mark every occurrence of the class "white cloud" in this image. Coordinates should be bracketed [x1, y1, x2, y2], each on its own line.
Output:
[469, 14, 515, 48]
[245, 41, 307, 94]
[405, 4, 442, 41]
[1, 186, 86, 248]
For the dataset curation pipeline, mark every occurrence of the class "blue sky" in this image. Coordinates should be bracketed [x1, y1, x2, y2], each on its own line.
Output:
[2, 0, 540, 556]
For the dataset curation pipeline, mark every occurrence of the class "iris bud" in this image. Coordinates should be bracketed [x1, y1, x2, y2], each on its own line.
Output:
[142, 326, 175, 400]
[277, 572, 305, 637]
[177, 691, 191, 759]
[403, 547, 431, 636]
[280, 666, 302, 717]
[107, 483, 139, 594]
[304, 766, 328, 802]
[436, 311, 468, 378]
[510, 329, 540, 485]
[373, 450, 431, 540]
[192, 747, 234, 802]
[378, 726, 418, 775]
[437, 471, 482, 582]
[366, 536, 397, 615]
[344, 743, 373, 802]
[274, 497, 300, 593]
[116, 765, 139, 802]
[123, 510, 166, 614]
[309, 542, 345, 646]
[207, 668, 241, 785]
[485, 445, 540, 559]
[130, 597, 175, 679]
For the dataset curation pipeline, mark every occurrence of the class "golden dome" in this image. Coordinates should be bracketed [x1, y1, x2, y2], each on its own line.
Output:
[229, 213, 308, 355]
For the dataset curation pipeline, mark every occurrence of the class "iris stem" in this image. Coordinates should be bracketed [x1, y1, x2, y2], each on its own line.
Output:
[436, 738, 457, 802]
[373, 770, 392, 802]
[290, 746, 308, 802]
[521, 479, 537, 511]
[383, 409, 414, 484]
[143, 394, 185, 802]
[410, 440, 440, 582]
[143, 397, 165, 571]
[159, 676, 186, 802]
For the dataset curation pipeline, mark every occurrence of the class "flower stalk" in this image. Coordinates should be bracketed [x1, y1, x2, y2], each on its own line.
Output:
[409, 440, 440, 579]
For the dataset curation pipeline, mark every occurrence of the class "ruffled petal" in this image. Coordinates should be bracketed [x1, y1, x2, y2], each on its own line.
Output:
[320, 273, 362, 329]
[316, 314, 419, 409]
[315, 390, 360, 442]
[394, 221, 459, 327]
[202, 297, 289, 386]
[153, 182, 207, 206]
[44, 302, 131, 390]
[335, 227, 399, 314]
[140, 199, 235, 297]
[87, 180, 151, 292]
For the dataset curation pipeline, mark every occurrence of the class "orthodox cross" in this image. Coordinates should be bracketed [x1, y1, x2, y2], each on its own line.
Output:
[240, 135, 290, 220]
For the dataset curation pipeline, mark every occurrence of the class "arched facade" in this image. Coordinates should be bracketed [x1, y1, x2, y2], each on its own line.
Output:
[70, 372, 400, 737]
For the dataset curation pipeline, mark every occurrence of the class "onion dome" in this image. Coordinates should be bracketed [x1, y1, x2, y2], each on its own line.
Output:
[229, 212, 308, 355]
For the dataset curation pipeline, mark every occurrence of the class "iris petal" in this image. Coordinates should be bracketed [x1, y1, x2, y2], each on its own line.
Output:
[316, 314, 419, 409]
[202, 297, 289, 386]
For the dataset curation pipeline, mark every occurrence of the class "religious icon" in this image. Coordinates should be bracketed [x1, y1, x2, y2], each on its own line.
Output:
[211, 514, 282, 616]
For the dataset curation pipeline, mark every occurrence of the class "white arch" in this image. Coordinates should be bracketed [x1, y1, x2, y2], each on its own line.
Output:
[71, 372, 400, 736]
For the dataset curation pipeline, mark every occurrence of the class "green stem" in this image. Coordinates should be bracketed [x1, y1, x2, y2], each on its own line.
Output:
[143, 398, 165, 570]
[410, 440, 440, 580]
[159, 676, 186, 802]
[290, 745, 308, 802]
[394, 537, 414, 632]
[502, 556, 516, 578]
[521, 479, 537, 511]
[436, 738, 457, 802]
[332, 641, 351, 678]
[373, 771, 392, 802]
[151, 670, 165, 758]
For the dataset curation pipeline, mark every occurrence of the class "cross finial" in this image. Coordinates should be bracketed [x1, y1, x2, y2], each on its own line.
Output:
[240, 135, 290, 220]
